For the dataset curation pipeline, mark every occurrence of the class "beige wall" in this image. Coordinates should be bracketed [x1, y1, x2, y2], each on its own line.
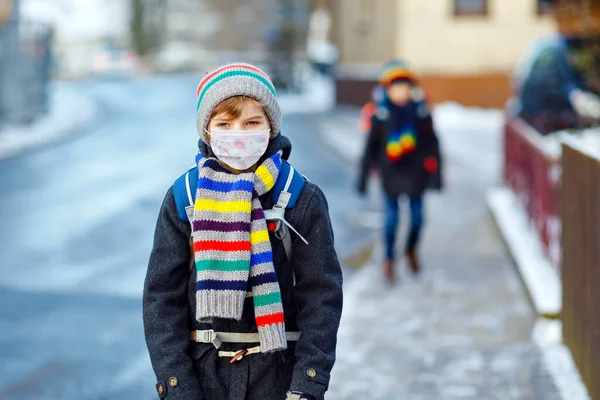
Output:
[332, 0, 397, 65]
[397, 0, 556, 74]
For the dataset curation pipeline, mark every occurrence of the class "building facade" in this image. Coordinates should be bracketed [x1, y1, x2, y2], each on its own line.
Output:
[332, 0, 556, 108]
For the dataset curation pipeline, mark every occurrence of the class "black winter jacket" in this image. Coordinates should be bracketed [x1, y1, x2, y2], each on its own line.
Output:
[143, 135, 343, 400]
[358, 100, 443, 197]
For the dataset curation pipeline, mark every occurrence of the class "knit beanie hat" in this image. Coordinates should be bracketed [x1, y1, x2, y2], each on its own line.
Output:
[379, 60, 415, 87]
[196, 63, 282, 141]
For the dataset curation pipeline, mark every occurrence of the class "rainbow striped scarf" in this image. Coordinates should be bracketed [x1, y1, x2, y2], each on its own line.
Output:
[192, 152, 286, 353]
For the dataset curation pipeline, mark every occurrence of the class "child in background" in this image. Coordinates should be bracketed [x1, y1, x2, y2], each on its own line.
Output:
[358, 60, 443, 283]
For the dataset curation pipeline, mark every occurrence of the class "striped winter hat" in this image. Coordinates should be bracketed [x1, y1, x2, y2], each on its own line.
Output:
[379, 60, 415, 87]
[196, 63, 282, 140]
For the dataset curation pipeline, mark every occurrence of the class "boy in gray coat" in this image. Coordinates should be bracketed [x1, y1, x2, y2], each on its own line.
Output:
[143, 63, 343, 400]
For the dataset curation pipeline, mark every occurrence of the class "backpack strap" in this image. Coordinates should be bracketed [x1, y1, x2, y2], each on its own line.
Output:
[173, 165, 198, 222]
[271, 160, 304, 208]
[264, 160, 308, 262]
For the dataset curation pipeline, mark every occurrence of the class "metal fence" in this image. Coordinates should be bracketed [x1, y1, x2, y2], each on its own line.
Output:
[561, 138, 600, 400]
[0, 19, 53, 125]
[503, 117, 562, 270]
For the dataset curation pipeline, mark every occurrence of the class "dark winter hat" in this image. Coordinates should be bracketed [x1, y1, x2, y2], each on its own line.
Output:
[379, 60, 415, 87]
[195, 63, 282, 141]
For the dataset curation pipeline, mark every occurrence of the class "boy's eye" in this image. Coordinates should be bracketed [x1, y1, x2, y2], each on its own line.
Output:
[247, 121, 259, 126]
[217, 122, 229, 128]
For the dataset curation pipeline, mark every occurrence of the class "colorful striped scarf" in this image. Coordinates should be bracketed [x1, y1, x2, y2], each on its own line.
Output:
[192, 152, 286, 353]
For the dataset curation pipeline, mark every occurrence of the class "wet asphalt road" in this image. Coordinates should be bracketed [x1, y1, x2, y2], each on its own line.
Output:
[0, 75, 373, 400]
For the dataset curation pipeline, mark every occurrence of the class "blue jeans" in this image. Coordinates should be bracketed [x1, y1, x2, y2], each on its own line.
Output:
[384, 194, 424, 261]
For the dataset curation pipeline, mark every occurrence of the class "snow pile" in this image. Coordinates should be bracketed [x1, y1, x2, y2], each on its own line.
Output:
[433, 102, 505, 132]
[541, 343, 591, 400]
[486, 187, 562, 317]
[546, 127, 600, 156]
[532, 319, 591, 399]
[278, 73, 336, 114]
[0, 83, 96, 160]
[433, 102, 504, 183]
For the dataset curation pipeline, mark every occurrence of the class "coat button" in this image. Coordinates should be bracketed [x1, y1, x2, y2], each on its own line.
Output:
[306, 368, 317, 379]
[168, 377, 178, 388]
[156, 382, 167, 398]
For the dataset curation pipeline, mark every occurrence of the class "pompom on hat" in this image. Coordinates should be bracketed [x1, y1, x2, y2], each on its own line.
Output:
[379, 60, 415, 87]
[195, 63, 282, 141]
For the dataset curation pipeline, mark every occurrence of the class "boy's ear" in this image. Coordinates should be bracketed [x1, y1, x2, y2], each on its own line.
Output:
[204, 125, 211, 144]
[265, 116, 275, 137]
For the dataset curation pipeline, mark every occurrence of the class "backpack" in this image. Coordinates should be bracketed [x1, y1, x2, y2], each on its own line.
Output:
[173, 160, 308, 262]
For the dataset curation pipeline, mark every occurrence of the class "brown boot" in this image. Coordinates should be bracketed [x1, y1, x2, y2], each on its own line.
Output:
[405, 249, 421, 275]
[384, 258, 396, 284]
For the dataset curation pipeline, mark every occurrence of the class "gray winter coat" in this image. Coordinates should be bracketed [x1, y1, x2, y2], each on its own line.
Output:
[143, 135, 343, 400]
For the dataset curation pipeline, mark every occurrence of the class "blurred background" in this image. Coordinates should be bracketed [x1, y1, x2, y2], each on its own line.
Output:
[0, 0, 599, 399]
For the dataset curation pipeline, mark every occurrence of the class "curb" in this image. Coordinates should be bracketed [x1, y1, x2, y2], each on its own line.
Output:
[532, 319, 591, 400]
[341, 240, 376, 271]
[486, 186, 561, 319]
[0, 84, 99, 162]
[537, 342, 591, 400]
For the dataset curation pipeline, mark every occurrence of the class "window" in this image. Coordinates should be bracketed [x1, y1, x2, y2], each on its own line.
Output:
[453, 0, 488, 16]
[538, 0, 554, 15]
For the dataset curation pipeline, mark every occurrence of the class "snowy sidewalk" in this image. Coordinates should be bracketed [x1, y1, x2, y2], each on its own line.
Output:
[328, 251, 587, 400]
[314, 105, 589, 399]
[0, 82, 97, 161]
[278, 74, 336, 116]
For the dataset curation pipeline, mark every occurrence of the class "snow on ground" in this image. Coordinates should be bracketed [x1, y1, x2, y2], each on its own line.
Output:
[486, 187, 561, 318]
[539, 343, 591, 400]
[0, 73, 591, 398]
[278, 74, 336, 115]
[433, 102, 504, 184]
[316, 97, 589, 399]
[0, 71, 329, 165]
[532, 318, 591, 400]
[0, 83, 97, 160]
[483, 121, 593, 399]
[549, 127, 600, 159]
[433, 102, 505, 130]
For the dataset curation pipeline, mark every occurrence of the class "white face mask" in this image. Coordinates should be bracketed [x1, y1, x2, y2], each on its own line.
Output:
[206, 129, 271, 171]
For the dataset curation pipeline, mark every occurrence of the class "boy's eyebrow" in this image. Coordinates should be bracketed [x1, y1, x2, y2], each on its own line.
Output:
[211, 113, 266, 122]
[244, 114, 266, 120]
[211, 114, 233, 121]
